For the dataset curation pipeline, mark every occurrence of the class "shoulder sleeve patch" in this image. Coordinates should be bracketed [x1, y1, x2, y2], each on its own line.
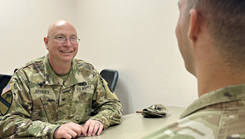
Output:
[101, 78, 119, 100]
[1, 83, 12, 96]
[0, 90, 13, 115]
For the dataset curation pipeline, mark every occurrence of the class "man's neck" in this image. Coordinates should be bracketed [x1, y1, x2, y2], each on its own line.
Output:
[196, 63, 245, 97]
[49, 58, 72, 74]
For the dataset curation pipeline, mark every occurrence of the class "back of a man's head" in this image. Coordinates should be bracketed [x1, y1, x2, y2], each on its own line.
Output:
[186, 0, 245, 69]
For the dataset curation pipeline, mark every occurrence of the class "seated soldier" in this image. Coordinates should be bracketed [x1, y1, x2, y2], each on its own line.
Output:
[0, 20, 123, 139]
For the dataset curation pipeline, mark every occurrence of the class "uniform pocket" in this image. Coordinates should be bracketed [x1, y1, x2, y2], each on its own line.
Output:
[72, 85, 94, 123]
[32, 95, 57, 123]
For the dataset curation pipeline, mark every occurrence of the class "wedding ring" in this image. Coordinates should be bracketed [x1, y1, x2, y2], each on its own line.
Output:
[95, 122, 100, 125]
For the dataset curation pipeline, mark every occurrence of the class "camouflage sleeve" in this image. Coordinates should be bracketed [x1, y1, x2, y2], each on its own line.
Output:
[0, 72, 59, 139]
[142, 116, 217, 139]
[89, 71, 123, 129]
[142, 118, 196, 139]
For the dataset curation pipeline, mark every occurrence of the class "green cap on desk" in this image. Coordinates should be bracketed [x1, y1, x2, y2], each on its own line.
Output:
[142, 104, 168, 118]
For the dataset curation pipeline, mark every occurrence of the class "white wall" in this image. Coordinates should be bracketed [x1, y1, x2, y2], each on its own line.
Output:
[0, 0, 76, 72]
[0, 0, 198, 115]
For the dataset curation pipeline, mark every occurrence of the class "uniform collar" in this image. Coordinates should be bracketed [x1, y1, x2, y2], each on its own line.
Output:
[180, 84, 245, 119]
[63, 58, 87, 87]
[43, 54, 86, 86]
[43, 54, 63, 85]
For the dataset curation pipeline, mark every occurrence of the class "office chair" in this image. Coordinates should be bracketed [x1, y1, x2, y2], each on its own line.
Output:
[100, 69, 119, 91]
[90, 69, 119, 116]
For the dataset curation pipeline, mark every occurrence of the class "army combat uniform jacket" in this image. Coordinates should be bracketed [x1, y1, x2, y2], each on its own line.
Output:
[143, 84, 245, 139]
[0, 55, 123, 139]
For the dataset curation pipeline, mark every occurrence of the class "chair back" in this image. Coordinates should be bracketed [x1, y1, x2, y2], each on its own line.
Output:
[100, 69, 119, 91]
[0, 74, 12, 95]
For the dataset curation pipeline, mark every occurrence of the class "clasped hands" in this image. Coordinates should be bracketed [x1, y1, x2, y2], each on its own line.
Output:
[54, 119, 103, 139]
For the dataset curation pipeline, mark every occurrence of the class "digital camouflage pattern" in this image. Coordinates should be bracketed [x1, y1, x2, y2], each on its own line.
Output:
[0, 54, 123, 139]
[143, 84, 245, 139]
[142, 104, 168, 118]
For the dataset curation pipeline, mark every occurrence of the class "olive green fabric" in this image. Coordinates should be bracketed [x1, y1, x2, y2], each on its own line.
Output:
[0, 54, 123, 139]
[56, 70, 70, 82]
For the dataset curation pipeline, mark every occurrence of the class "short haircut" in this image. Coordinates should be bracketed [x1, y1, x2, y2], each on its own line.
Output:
[186, 0, 245, 68]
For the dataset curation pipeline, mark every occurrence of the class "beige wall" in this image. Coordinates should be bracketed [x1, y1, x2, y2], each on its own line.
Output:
[0, 0, 76, 73]
[0, 0, 197, 115]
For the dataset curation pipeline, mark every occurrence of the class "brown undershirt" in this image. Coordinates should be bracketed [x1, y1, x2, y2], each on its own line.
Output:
[56, 71, 70, 83]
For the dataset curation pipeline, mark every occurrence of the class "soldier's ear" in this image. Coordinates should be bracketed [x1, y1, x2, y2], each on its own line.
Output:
[188, 9, 205, 43]
[44, 37, 49, 50]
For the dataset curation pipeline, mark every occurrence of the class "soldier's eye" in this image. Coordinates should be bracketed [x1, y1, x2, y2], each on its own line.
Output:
[70, 37, 77, 40]
[56, 36, 65, 40]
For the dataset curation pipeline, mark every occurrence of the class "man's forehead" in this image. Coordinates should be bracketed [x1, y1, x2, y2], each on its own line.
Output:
[52, 28, 77, 37]
[54, 33, 77, 37]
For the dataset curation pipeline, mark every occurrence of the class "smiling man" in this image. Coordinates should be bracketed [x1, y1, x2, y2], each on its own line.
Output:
[144, 0, 245, 138]
[0, 20, 123, 139]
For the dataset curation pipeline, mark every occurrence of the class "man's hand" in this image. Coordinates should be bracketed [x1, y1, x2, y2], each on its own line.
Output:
[54, 122, 86, 139]
[84, 120, 104, 137]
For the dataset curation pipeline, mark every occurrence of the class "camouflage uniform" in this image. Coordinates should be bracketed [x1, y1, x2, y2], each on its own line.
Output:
[0, 55, 123, 139]
[143, 84, 245, 139]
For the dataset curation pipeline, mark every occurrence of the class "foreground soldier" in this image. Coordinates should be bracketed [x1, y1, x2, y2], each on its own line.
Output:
[0, 20, 123, 139]
[144, 0, 245, 138]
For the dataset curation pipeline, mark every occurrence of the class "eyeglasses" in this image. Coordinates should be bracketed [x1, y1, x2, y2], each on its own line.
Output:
[49, 36, 81, 44]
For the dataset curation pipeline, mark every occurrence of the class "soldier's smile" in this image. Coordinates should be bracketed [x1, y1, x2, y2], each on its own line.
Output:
[60, 50, 73, 53]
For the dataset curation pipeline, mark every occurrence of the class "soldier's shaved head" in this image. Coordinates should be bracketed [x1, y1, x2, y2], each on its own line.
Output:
[47, 20, 77, 37]
[185, 0, 245, 69]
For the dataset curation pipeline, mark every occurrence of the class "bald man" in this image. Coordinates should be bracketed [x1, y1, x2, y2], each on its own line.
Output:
[0, 20, 123, 139]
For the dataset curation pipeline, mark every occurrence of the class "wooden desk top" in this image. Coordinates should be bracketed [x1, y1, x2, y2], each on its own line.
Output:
[79, 106, 186, 139]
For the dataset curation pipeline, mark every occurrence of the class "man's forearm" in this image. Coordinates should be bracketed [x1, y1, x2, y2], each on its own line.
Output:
[0, 114, 59, 139]
[90, 101, 123, 129]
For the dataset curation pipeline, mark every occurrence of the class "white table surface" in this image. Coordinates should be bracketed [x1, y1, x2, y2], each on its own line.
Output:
[79, 106, 186, 139]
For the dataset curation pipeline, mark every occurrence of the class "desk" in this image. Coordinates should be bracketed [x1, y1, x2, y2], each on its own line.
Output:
[79, 106, 185, 139]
